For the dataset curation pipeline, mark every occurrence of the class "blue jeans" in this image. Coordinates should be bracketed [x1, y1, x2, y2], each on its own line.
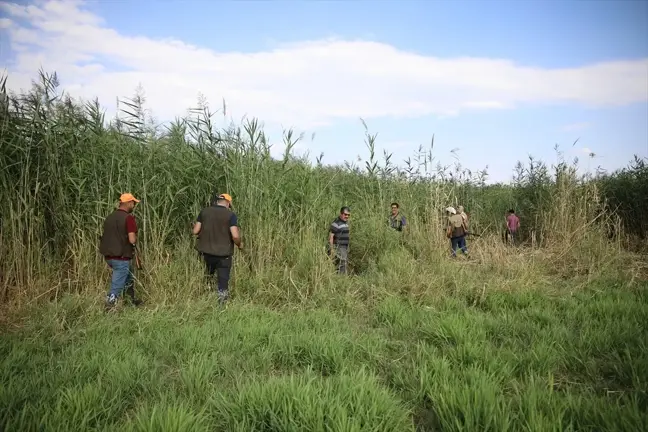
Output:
[450, 236, 468, 256]
[106, 259, 134, 298]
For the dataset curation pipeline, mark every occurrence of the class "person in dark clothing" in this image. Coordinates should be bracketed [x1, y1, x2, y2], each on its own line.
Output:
[193, 193, 242, 304]
[389, 202, 407, 231]
[98, 193, 143, 309]
[328, 206, 351, 274]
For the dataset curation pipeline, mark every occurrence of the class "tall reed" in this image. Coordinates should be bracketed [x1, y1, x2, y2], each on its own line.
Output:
[0, 70, 636, 306]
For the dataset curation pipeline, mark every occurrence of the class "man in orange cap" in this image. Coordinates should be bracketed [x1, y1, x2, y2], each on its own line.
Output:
[193, 192, 242, 304]
[99, 193, 142, 309]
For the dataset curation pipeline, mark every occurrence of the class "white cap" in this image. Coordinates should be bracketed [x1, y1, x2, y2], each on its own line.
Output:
[445, 206, 457, 214]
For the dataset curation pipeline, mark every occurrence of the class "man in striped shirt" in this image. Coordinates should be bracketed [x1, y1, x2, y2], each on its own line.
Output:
[328, 206, 351, 274]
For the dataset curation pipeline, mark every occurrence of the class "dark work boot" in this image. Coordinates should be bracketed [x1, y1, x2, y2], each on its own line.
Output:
[124, 284, 143, 307]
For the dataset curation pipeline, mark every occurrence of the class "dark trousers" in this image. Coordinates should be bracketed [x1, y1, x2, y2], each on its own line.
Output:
[333, 245, 349, 275]
[506, 230, 517, 245]
[450, 235, 468, 256]
[201, 253, 232, 296]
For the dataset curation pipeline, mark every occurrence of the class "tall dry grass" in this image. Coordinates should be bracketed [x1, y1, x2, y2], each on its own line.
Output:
[0, 70, 637, 310]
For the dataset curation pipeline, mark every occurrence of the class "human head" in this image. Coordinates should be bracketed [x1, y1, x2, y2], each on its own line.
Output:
[216, 193, 233, 209]
[118, 193, 139, 213]
[458, 205, 464, 213]
[339, 206, 350, 222]
[445, 206, 457, 215]
[508, 209, 515, 214]
[390, 202, 399, 215]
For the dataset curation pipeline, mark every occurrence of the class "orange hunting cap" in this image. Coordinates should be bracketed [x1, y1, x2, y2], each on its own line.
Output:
[218, 193, 232, 203]
[119, 193, 140, 203]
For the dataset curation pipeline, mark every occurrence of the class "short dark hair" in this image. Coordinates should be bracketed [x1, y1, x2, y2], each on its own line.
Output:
[508, 209, 515, 214]
[391, 202, 399, 208]
[340, 206, 350, 214]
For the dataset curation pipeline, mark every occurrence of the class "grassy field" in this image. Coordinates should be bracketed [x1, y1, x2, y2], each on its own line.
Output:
[2, 277, 647, 431]
[1, 71, 647, 431]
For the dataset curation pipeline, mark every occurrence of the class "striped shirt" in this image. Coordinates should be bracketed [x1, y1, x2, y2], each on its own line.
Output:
[330, 217, 350, 247]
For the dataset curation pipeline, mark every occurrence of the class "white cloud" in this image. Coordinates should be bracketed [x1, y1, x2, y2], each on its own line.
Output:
[1, 0, 648, 132]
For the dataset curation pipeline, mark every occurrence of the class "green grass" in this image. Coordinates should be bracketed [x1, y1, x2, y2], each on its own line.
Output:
[2, 279, 646, 431]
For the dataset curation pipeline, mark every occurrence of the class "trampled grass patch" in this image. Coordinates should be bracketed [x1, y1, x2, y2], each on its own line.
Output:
[1, 281, 646, 431]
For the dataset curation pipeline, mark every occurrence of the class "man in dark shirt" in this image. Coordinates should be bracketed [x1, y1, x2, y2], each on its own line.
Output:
[328, 206, 350, 274]
[193, 193, 242, 304]
[388, 202, 407, 231]
[98, 193, 141, 309]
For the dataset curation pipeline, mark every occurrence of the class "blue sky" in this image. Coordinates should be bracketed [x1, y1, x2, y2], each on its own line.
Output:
[1, 0, 647, 183]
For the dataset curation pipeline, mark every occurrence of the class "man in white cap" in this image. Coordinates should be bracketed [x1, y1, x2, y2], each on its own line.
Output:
[445, 206, 469, 257]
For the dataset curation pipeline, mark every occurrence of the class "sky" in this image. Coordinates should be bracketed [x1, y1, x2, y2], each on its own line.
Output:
[1, 0, 647, 183]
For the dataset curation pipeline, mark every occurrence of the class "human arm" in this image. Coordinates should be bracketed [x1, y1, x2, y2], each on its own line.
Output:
[230, 226, 242, 249]
[328, 223, 337, 255]
[126, 215, 137, 246]
[229, 213, 242, 249]
[327, 232, 335, 256]
[192, 210, 203, 235]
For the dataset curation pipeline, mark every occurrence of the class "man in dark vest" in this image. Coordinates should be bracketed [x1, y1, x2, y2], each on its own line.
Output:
[388, 202, 407, 231]
[193, 193, 242, 304]
[328, 206, 350, 274]
[98, 193, 142, 309]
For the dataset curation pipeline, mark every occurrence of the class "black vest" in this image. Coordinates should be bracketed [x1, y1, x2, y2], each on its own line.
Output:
[99, 209, 133, 258]
[196, 205, 235, 256]
[390, 214, 405, 231]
